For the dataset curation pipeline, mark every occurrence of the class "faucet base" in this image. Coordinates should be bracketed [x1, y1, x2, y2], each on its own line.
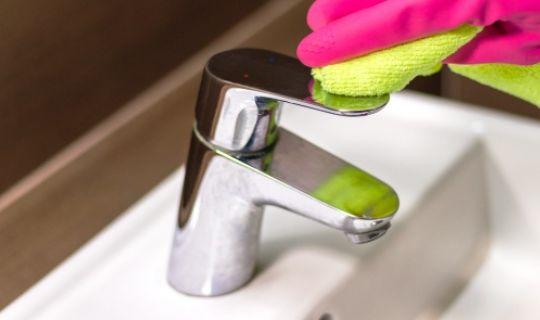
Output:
[167, 134, 265, 296]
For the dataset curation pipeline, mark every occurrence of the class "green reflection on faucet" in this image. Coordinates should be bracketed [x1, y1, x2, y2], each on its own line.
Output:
[311, 166, 399, 219]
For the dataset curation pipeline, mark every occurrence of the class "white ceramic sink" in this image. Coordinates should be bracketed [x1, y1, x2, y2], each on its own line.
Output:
[2, 92, 540, 320]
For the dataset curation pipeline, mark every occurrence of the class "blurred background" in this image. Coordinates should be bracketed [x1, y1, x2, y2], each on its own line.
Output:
[1, 0, 539, 309]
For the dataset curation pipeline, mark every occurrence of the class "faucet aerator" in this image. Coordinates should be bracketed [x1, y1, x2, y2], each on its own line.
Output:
[345, 222, 391, 244]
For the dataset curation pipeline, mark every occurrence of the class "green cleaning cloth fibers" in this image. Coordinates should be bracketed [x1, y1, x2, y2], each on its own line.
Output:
[450, 63, 540, 107]
[311, 24, 540, 109]
[311, 25, 481, 108]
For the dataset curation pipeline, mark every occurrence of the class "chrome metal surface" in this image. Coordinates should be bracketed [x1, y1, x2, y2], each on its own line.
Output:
[195, 48, 386, 153]
[168, 49, 398, 296]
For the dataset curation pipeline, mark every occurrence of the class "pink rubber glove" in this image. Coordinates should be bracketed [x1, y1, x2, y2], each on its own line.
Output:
[297, 0, 540, 67]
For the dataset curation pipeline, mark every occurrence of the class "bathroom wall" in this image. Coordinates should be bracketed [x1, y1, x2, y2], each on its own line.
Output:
[0, 0, 268, 194]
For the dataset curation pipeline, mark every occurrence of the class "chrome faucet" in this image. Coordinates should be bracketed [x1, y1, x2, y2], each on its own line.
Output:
[167, 49, 399, 296]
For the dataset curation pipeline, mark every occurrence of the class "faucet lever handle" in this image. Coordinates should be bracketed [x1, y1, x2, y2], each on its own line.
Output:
[195, 48, 387, 152]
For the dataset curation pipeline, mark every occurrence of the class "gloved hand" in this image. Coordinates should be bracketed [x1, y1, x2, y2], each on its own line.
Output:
[297, 0, 540, 67]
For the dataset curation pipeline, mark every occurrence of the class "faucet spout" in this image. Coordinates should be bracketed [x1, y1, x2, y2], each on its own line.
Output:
[251, 128, 397, 237]
[167, 49, 398, 297]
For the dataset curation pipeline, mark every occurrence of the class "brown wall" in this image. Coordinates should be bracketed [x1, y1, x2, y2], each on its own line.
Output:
[0, 0, 267, 194]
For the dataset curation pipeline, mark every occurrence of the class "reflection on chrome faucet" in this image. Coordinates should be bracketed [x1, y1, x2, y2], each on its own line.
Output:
[167, 49, 399, 297]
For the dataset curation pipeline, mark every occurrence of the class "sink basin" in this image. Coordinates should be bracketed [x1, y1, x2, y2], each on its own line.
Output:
[3, 92, 539, 319]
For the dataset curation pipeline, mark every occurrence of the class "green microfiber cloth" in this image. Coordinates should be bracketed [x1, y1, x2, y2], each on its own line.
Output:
[449, 63, 540, 107]
[312, 25, 481, 108]
[312, 25, 482, 109]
